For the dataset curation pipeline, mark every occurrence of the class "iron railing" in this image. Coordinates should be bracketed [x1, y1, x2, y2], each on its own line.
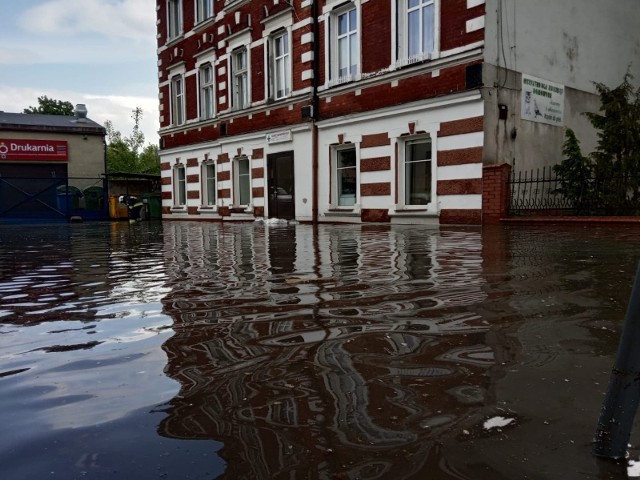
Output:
[509, 168, 640, 216]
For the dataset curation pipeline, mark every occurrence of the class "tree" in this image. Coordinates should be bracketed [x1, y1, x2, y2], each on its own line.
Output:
[24, 95, 74, 115]
[106, 108, 159, 175]
[553, 72, 640, 215]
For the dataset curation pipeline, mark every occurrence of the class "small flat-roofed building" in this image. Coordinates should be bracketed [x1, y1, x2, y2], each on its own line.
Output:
[0, 105, 107, 222]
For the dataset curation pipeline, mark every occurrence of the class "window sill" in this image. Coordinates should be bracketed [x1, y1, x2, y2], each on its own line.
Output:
[198, 206, 218, 213]
[193, 17, 215, 33]
[165, 35, 185, 48]
[171, 206, 188, 213]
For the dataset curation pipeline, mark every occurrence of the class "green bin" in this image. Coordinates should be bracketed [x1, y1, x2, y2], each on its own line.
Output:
[142, 193, 162, 219]
[83, 186, 104, 211]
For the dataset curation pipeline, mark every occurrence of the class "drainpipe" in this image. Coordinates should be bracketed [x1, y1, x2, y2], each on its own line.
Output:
[103, 135, 109, 219]
[311, 0, 320, 224]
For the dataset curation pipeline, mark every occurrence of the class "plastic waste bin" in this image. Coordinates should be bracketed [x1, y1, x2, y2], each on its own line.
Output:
[141, 193, 162, 219]
[108, 195, 129, 219]
[83, 186, 104, 211]
[56, 185, 82, 212]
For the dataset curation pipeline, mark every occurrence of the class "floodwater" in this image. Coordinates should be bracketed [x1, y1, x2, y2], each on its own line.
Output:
[1, 221, 640, 480]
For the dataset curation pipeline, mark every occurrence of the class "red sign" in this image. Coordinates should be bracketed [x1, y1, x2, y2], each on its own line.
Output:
[0, 139, 68, 161]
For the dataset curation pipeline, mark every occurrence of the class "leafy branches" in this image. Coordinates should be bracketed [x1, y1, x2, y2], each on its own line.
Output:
[105, 108, 159, 175]
[553, 73, 640, 215]
[24, 96, 74, 116]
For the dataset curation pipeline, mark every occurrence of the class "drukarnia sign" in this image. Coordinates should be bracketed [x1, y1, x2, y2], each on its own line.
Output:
[0, 139, 68, 161]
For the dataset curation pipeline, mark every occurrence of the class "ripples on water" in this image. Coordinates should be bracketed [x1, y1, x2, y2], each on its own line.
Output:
[0, 221, 639, 479]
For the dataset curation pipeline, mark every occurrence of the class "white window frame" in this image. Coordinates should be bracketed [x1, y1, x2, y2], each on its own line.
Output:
[231, 48, 249, 110]
[195, 0, 213, 24]
[173, 162, 187, 207]
[167, 0, 183, 41]
[170, 74, 185, 126]
[269, 30, 291, 100]
[398, 135, 437, 211]
[234, 156, 252, 207]
[331, 144, 359, 208]
[327, 3, 360, 85]
[394, 0, 440, 67]
[199, 63, 215, 119]
[201, 160, 217, 207]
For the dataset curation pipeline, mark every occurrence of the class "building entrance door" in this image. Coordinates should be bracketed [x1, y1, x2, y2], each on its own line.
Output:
[267, 151, 295, 220]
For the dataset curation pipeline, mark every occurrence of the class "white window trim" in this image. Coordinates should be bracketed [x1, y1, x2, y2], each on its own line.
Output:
[233, 156, 252, 209]
[173, 162, 187, 208]
[170, 74, 186, 126]
[324, 1, 362, 88]
[268, 29, 292, 101]
[167, 0, 183, 42]
[392, 0, 441, 68]
[198, 62, 216, 119]
[397, 134, 437, 212]
[201, 160, 218, 210]
[330, 144, 360, 210]
[194, 0, 214, 25]
[228, 47, 250, 110]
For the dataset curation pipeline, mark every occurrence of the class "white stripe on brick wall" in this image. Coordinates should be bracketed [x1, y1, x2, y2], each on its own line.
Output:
[467, 0, 485, 9]
[438, 132, 483, 150]
[438, 194, 482, 209]
[360, 171, 391, 184]
[437, 163, 483, 181]
[302, 69, 314, 81]
[466, 16, 485, 33]
[359, 146, 391, 158]
[301, 32, 314, 45]
[301, 51, 314, 63]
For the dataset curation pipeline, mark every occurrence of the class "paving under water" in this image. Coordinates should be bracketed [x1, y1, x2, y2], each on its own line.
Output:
[0, 221, 639, 479]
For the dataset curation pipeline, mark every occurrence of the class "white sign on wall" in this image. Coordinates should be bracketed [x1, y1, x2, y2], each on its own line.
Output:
[521, 74, 565, 126]
[266, 130, 292, 144]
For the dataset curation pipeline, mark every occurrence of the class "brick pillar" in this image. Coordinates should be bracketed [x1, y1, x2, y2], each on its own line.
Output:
[482, 163, 512, 225]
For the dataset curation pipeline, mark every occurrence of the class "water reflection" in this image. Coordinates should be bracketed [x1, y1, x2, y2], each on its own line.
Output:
[2, 222, 639, 479]
[157, 223, 513, 479]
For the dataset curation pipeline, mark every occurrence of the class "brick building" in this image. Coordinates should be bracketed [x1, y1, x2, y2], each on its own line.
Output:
[156, 0, 639, 225]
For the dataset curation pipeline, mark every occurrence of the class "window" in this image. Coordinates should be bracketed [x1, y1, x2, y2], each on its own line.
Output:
[167, 0, 182, 41]
[403, 138, 432, 205]
[195, 0, 213, 24]
[397, 0, 436, 63]
[170, 75, 185, 125]
[334, 146, 357, 207]
[231, 48, 249, 110]
[202, 162, 216, 206]
[269, 31, 291, 100]
[330, 6, 359, 82]
[234, 157, 251, 206]
[174, 163, 186, 206]
[199, 63, 215, 119]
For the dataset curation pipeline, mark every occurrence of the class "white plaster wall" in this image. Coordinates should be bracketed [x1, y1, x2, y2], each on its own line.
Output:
[160, 126, 314, 220]
[484, 0, 640, 91]
[317, 93, 484, 219]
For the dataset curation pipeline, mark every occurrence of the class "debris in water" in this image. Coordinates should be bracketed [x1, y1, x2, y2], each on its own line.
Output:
[483, 416, 515, 430]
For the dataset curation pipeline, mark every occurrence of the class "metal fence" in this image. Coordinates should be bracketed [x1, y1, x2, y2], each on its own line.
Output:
[509, 167, 640, 216]
[0, 177, 108, 221]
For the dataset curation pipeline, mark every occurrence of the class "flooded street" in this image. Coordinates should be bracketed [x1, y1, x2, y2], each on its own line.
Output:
[1, 221, 640, 479]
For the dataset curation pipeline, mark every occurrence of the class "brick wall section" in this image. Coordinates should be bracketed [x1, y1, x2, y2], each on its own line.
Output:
[482, 163, 512, 224]
[361, 133, 390, 148]
[361, 0, 391, 73]
[161, 192, 172, 200]
[187, 190, 199, 199]
[161, 177, 172, 185]
[438, 116, 484, 137]
[218, 188, 231, 199]
[252, 167, 264, 178]
[437, 179, 482, 195]
[252, 187, 264, 198]
[438, 147, 483, 166]
[440, 0, 485, 51]
[361, 209, 390, 223]
[218, 171, 230, 181]
[160, 162, 171, 171]
[361, 156, 391, 172]
[187, 174, 199, 183]
[186, 158, 199, 167]
[440, 209, 482, 225]
[252, 148, 264, 159]
[217, 153, 230, 164]
[361, 182, 391, 196]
